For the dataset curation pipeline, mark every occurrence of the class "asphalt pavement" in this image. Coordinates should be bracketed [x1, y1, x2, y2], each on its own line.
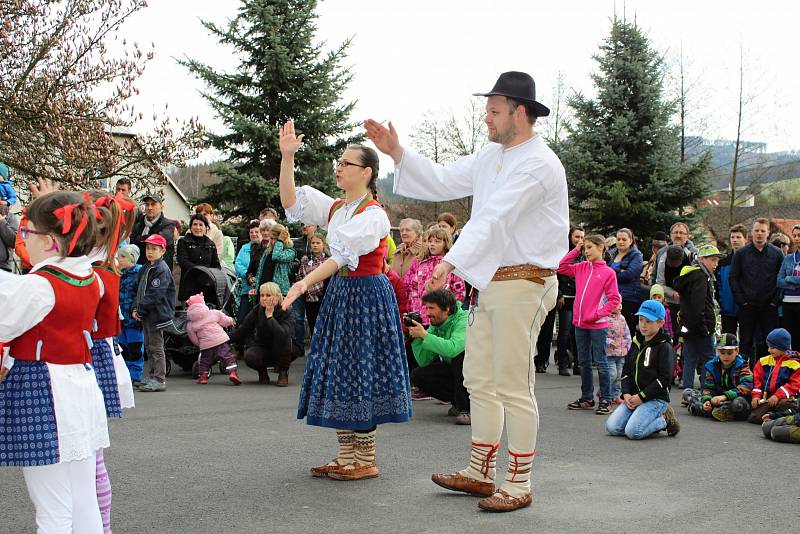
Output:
[1, 362, 798, 534]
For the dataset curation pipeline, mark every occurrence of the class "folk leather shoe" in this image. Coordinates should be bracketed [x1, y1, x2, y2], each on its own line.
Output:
[431, 472, 494, 497]
[327, 462, 380, 481]
[477, 490, 533, 512]
[310, 459, 345, 478]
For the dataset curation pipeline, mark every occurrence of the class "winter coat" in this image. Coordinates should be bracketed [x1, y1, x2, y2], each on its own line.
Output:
[673, 262, 717, 338]
[403, 255, 466, 325]
[653, 244, 695, 304]
[0, 180, 16, 207]
[221, 235, 235, 270]
[177, 233, 221, 300]
[701, 355, 754, 402]
[752, 351, 800, 400]
[729, 242, 784, 307]
[119, 264, 143, 330]
[621, 330, 675, 403]
[206, 222, 224, 260]
[608, 246, 644, 304]
[130, 212, 176, 268]
[776, 252, 800, 303]
[715, 252, 739, 317]
[186, 301, 234, 350]
[0, 211, 18, 272]
[235, 242, 255, 296]
[391, 240, 424, 277]
[605, 313, 631, 357]
[229, 304, 294, 353]
[134, 258, 176, 328]
[412, 307, 468, 367]
[298, 253, 329, 302]
[557, 240, 581, 299]
[557, 247, 621, 330]
[269, 241, 296, 295]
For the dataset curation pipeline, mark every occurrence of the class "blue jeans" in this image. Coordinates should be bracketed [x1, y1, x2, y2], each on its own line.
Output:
[682, 335, 714, 389]
[608, 357, 625, 399]
[605, 399, 668, 439]
[575, 327, 611, 402]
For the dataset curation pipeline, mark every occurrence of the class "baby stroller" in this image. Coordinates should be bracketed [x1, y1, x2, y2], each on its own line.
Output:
[163, 265, 238, 377]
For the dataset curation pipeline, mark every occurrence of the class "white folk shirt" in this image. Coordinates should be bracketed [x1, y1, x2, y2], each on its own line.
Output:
[285, 186, 390, 271]
[394, 135, 569, 291]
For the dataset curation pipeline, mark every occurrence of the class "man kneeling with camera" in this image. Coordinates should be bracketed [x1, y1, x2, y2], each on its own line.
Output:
[407, 290, 470, 425]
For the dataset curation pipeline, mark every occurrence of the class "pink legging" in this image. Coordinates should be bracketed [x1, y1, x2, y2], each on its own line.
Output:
[96, 450, 112, 533]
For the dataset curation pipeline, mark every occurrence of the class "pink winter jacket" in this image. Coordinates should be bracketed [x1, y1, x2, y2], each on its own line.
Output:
[186, 302, 235, 350]
[403, 255, 466, 325]
[557, 247, 621, 330]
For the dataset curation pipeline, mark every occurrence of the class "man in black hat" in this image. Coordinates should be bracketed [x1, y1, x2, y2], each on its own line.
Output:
[365, 71, 569, 513]
[130, 193, 175, 268]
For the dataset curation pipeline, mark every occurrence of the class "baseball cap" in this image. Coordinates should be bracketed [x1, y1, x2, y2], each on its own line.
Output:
[636, 300, 666, 321]
[141, 193, 162, 203]
[697, 244, 723, 258]
[142, 234, 167, 250]
[715, 333, 739, 349]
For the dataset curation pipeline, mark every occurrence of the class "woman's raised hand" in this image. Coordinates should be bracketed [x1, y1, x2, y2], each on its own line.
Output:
[364, 119, 403, 163]
[279, 120, 305, 156]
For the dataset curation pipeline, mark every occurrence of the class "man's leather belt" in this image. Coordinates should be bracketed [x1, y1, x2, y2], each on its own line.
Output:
[492, 264, 556, 285]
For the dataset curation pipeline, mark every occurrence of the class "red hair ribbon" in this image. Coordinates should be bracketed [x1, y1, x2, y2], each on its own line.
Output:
[94, 192, 136, 252]
[52, 192, 94, 254]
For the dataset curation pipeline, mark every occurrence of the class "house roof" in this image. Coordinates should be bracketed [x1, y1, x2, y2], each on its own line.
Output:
[771, 218, 800, 236]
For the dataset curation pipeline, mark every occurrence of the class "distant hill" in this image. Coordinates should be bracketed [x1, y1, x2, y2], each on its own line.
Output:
[167, 162, 222, 201]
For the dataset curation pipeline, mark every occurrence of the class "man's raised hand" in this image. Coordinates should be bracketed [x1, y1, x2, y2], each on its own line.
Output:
[279, 120, 305, 156]
[364, 119, 403, 163]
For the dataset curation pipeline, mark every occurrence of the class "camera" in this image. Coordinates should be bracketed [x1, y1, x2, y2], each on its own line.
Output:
[403, 312, 423, 327]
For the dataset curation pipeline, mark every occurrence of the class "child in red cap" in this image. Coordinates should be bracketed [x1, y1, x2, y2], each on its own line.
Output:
[132, 233, 175, 391]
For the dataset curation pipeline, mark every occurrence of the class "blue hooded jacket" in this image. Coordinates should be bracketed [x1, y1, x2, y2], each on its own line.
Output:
[715, 252, 738, 317]
[0, 163, 17, 207]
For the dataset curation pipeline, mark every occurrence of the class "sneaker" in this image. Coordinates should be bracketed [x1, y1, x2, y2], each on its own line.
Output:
[138, 380, 166, 392]
[411, 387, 432, 401]
[711, 405, 735, 422]
[455, 412, 471, 425]
[135, 378, 155, 390]
[663, 406, 680, 436]
[558, 368, 571, 377]
[567, 399, 595, 410]
[595, 400, 612, 415]
[447, 405, 460, 417]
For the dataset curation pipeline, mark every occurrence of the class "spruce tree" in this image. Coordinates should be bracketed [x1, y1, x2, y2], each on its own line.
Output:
[181, 0, 361, 220]
[561, 17, 710, 239]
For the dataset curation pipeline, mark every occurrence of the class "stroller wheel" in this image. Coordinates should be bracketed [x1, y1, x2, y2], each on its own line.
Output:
[165, 358, 172, 377]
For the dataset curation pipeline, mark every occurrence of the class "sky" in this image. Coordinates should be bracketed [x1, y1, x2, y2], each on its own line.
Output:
[119, 0, 800, 170]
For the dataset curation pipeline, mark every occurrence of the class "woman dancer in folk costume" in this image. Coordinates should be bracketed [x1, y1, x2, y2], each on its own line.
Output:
[87, 190, 138, 533]
[279, 120, 412, 482]
[0, 190, 110, 533]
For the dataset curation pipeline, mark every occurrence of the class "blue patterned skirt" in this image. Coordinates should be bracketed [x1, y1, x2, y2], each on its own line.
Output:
[91, 339, 122, 418]
[297, 274, 412, 430]
[0, 361, 59, 466]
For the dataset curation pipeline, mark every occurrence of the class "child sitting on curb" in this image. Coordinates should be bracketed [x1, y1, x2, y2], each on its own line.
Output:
[605, 300, 680, 439]
[749, 328, 800, 423]
[684, 333, 753, 421]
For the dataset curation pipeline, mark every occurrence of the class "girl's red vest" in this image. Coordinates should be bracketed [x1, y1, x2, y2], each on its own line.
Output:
[9, 266, 100, 365]
[92, 263, 122, 339]
[328, 198, 387, 276]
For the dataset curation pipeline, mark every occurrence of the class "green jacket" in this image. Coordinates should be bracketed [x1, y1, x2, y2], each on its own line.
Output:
[412, 307, 467, 367]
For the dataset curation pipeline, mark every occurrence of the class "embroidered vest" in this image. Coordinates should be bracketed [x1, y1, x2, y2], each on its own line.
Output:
[10, 266, 100, 365]
[328, 197, 387, 277]
[92, 262, 122, 339]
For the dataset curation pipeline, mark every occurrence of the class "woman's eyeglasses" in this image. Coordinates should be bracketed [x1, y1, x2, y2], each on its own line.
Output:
[19, 225, 49, 240]
[336, 160, 367, 169]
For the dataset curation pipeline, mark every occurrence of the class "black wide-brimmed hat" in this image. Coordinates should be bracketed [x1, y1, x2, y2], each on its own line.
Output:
[473, 71, 550, 117]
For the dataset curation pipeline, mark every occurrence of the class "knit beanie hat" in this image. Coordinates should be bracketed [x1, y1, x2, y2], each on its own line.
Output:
[766, 328, 792, 352]
[650, 284, 665, 298]
[117, 244, 140, 265]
